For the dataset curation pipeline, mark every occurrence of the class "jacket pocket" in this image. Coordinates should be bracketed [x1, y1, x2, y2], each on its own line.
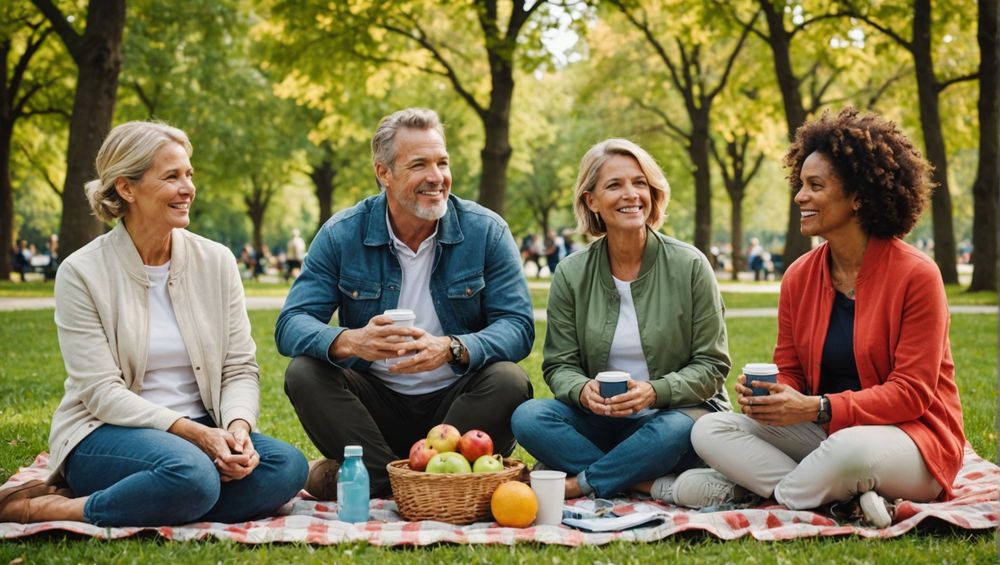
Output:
[446, 273, 485, 331]
[338, 276, 382, 325]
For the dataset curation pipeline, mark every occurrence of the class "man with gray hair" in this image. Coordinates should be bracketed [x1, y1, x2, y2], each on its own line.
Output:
[276, 108, 534, 499]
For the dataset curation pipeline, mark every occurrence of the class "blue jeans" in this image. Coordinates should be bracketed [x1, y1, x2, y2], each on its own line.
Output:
[64, 416, 308, 527]
[511, 399, 698, 498]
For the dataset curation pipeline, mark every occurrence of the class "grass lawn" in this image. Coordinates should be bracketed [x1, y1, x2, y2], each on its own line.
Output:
[0, 307, 995, 561]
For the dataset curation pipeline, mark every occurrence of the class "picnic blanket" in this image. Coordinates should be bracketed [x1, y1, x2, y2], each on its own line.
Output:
[1, 443, 996, 544]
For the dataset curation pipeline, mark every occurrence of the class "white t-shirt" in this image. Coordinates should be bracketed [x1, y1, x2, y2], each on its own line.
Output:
[607, 276, 654, 415]
[368, 215, 458, 395]
[139, 262, 207, 418]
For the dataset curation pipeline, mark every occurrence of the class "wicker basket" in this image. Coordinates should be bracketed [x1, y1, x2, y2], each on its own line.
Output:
[387, 457, 527, 524]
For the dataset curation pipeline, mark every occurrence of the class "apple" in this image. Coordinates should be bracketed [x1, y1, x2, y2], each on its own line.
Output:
[408, 439, 438, 472]
[472, 454, 504, 473]
[458, 429, 494, 463]
[425, 451, 473, 474]
[426, 424, 461, 453]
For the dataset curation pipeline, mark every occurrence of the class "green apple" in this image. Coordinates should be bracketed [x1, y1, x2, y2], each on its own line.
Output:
[425, 451, 473, 474]
[472, 454, 504, 473]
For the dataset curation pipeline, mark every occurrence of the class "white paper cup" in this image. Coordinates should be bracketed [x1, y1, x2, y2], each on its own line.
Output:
[743, 363, 779, 396]
[384, 309, 416, 363]
[530, 470, 567, 526]
[595, 371, 630, 398]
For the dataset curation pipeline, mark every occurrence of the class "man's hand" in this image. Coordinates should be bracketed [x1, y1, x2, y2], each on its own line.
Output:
[329, 314, 424, 361]
[579, 379, 656, 417]
[386, 332, 453, 373]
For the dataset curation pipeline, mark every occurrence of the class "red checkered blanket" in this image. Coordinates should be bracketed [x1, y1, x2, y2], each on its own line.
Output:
[1, 444, 996, 544]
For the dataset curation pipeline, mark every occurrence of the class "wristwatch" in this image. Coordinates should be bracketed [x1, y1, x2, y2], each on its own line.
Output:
[447, 336, 466, 365]
[815, 395, 832, 424]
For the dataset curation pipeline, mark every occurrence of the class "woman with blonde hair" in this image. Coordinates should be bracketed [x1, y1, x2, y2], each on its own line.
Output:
[0, 121, 307, 525]
[512, 138, 731, 500]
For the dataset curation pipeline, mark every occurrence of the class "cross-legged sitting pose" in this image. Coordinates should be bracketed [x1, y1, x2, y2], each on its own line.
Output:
[0, 122, 307, 526]
[511, 138, 732, 500]
[674, 108, 965, 529]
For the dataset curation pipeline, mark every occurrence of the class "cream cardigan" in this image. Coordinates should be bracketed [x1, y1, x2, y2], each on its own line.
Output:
[47, 222, 259, 480]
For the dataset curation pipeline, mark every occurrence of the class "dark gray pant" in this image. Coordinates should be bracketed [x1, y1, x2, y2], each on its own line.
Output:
[284, 356, 532, 496]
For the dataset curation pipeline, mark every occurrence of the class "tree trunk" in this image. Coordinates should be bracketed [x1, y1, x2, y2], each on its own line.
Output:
[310, 154, 336, 234]
[0, 126, 12, 279]
[912, 0, 958, 284]
[35, 0, 126, 259]
[690, 116, 712, 254]
[969, 0, 998, 291]
[759, 0, 811, 269]
[730, 191, 745, 281]
[478, 84, 513, 215]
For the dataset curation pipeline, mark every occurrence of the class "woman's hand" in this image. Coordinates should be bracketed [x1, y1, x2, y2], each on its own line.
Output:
[739, 380, 821, 426]
[169, 418, 254, 481]
[734, 373, 754, 398]
[215, 419, 259, 481]
[580, 379, 656, 417]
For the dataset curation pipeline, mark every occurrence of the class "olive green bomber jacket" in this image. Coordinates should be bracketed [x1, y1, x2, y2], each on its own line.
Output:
[542, 229, 732, 414]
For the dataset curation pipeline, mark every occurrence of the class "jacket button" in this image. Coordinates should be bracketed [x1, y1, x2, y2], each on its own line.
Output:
[352, 291, 358, 298]
[465, 288, 472, 296]
[195, 366, 201, 371]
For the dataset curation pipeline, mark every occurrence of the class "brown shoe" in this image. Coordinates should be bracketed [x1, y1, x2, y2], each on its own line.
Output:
[305, 459, 340, 500]
[0, 480, 53, 522]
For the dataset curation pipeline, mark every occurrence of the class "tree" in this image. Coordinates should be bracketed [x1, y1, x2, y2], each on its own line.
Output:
[969, 0, 998, 292]
[31, 0, 126, 259]
[0, 4, 66, 279]
[262, 0, 564, 217]
[607, 0, 756, 255]
[712, 130, 764, 280]
[843, 0, 980, 284]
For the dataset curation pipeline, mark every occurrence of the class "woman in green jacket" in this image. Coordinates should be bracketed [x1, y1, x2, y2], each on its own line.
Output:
[511, 138, 731, 500]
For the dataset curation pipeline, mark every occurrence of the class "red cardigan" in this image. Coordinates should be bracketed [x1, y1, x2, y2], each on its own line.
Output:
[774, 237, 965, 499]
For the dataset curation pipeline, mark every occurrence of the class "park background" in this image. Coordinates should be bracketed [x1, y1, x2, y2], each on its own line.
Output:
[1, 0, 998, 562]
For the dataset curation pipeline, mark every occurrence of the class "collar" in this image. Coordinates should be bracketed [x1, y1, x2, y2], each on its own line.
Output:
[110, 221, 187, 286]
[596, 226, 661, 292]
[817, 236, 893, 291]
[363, 192, 464, 247]
[386, 208, 438, 255]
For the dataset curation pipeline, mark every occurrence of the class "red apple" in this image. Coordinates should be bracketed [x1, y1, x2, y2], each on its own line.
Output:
[426, 423, 461, 453]
[458, 429, 494, 463]
[408, 439, 438, 472]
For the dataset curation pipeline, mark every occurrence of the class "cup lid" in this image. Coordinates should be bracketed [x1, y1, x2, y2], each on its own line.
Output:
[743, 363, 779, 375]
[384, 308, 416, 320]
[595, 371, 630, 382]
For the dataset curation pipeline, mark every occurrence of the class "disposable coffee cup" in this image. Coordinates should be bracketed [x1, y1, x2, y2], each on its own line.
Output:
[530, 470, 567, 526]
[384, 309, 416, 327]
[743, 363, 779, 396]
[595, 371, 630, 398]
[384, 309, 416, 364]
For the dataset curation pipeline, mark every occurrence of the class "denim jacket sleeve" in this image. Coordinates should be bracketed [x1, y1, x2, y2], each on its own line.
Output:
[454, 225, 535, 375]
[274, 225, 344, 363]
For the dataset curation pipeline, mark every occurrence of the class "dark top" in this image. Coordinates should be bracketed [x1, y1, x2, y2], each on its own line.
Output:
[819, 291, 862, 395]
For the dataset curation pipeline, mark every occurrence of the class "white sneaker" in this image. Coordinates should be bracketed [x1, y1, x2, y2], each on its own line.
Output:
[859, 491, 893, 528]
[672, 468, 752, 508]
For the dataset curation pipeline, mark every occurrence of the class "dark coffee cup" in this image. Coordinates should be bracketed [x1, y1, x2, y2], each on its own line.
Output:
[596, 371, 630, 398]
[743, 363, 779, 396]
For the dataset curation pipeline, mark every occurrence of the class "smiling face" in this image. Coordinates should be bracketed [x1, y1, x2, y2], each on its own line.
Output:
[584, 154, 651, 236]
[795, 151, 859, 239]
[376, 127, 451, 224]
[118, 142, 195, 234]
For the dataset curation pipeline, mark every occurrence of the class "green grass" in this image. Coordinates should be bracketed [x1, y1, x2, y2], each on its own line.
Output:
[0, 308, 995, 561]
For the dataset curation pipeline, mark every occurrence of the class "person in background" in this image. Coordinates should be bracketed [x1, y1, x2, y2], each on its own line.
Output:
[277, 108, 534, 500]
[676, 108, 965, 529]
[511, 138, 731, 501]
[0, 121, 307, 526]
[285, 228, 306, 282]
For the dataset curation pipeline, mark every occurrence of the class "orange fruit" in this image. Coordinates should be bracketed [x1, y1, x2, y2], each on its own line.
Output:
[490, 481, 538, 528]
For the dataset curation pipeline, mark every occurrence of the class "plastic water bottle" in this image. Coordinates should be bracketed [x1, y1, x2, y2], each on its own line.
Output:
[337, 445, 370, 523]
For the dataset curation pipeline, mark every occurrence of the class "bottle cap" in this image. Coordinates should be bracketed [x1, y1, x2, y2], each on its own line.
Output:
[344, 445, 363, 457]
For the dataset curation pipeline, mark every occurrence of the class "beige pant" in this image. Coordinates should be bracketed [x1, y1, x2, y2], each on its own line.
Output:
[692, 412, 942, 509]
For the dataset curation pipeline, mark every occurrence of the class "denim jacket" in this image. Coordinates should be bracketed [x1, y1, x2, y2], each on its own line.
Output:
[275, 192, 534, 376]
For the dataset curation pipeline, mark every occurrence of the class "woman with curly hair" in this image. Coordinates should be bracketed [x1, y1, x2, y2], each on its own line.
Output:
[669, 108, 965, 529]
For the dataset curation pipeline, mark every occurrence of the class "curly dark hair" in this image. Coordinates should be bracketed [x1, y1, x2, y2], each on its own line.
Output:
[784, 107, 934, 238]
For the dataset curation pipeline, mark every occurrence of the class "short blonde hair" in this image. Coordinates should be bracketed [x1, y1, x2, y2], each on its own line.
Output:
[573, 138, 670, 236]
[85, 121, 192, 222]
